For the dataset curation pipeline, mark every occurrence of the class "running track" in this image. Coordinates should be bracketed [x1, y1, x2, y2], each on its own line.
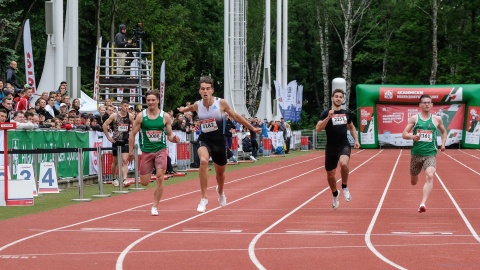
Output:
[0, 149, 479, 269]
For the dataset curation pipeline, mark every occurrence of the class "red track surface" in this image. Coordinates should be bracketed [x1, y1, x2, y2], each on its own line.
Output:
[1, 149, 479, 269]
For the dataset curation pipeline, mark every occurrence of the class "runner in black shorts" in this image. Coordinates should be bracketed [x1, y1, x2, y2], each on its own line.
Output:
[177, 76, 261, 213]
[103, 99, 134, 187]
[316, 89, 360, 209]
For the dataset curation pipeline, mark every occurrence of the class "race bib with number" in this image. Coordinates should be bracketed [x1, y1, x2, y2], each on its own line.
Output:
[417, 129, 433, 142]
[332, 114, 348, 125]
[118, 124, 129, 132]
[146, 130, 162, 142]
[200, 118, 218, 133]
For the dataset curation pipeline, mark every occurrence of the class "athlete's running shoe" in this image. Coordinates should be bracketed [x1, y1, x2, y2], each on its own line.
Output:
[151, 207, 159, 216]
[418, 203, 426, 213]
[197, 198, 208, 213]
[332, 189, 340, 209]
[112, 179, 119, 187]
[342, 187, 352, 202]
[216, 186, 227, 207]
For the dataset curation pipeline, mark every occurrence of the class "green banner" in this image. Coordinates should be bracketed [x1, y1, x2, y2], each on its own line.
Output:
[7, 130, 90, 178]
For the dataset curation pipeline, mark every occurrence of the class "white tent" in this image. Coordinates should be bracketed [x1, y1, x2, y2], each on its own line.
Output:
[79, 91, 98, 113]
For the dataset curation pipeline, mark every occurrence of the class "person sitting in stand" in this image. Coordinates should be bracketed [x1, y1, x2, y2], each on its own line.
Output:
[242, 132, 257, 162]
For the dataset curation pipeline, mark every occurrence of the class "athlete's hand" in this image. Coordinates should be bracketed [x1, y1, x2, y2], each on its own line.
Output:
[127, 152, 134, 162]
[253, 127, 262, 134]
[440, 145, 446, 152]
[412, 134, 420, 141]
[177, 106, 186, 113]
[328, 109, 334, 118]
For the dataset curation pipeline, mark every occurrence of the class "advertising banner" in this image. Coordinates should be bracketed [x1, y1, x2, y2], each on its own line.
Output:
[379, 87, 463, 103]
[377, 104, 464, 146]
[359, 107, 375, 145]
[5, 130, 89, 178]
[465, 106, 480, 145]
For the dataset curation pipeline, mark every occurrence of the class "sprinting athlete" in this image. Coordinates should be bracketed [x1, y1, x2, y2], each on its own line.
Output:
[402, 94, 447, 213]
[316, 89, 360, 209]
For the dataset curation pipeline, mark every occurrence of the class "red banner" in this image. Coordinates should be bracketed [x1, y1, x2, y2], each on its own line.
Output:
[379, 87, 463, 103]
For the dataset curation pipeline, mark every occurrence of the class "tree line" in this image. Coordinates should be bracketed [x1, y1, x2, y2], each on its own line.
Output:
[1, 0, 479, 128]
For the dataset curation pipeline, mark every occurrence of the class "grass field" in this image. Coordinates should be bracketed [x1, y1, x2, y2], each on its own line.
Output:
[0, 150, 311, 221]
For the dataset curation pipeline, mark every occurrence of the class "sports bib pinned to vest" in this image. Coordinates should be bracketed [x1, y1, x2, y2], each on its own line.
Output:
[146, 130, 162, 142]
[118, 124, 129, 132]
[332, 114, 347, 125]
[417, 129, 433, 142]
[200, 118, 218, 133]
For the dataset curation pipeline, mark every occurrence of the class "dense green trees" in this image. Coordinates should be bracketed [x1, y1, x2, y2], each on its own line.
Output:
[1, 0, 480, 128]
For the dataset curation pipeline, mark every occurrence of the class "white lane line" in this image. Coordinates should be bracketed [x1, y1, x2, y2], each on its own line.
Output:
[459, 149, 480, 160]
[364, 149, 406, 270]
[0, 156, 320, 253]
[436, 173, 480, 242]
[248, 150, 382, 270]
[117, 166, 324, 270]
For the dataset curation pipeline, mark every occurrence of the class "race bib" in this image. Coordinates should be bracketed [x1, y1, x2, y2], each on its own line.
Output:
[146, 130, 162, 142]
[417, 129, 433, 142]
[200, 118, 218, 133]
[118, 124, 129, 132]
[332, 114, 347, 125]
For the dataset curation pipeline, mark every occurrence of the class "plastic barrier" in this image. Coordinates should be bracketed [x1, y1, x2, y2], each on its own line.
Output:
[231, 135, 239, 158]
[262, 137, 272, 157]
[176, 142, 191, 171]
[300, 136, 309, 151]
[102, 152, 114, 182]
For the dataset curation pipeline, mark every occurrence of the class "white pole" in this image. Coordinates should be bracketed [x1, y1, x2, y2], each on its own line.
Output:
[282, 0, 288, 90]
[224, 0, 231, 106]
[276, 0, 282, 83]
[66, 0, 79, 98]
[53, 0, 64, 89]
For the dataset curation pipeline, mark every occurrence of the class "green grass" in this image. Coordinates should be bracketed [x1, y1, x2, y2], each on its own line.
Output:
[0, 150, 314, 221]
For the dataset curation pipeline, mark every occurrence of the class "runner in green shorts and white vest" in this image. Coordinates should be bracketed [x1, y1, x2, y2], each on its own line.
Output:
[128, 90, 180, 216]
[402, 94, 447, 213]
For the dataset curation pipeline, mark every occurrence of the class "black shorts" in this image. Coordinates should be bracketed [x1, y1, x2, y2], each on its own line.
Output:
[324, 144, 351, 171]
[112, 141, 129, 156]
[199, 137, 228, 166]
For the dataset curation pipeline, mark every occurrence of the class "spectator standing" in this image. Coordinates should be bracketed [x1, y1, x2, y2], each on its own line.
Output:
[242, 132, 257, 161]
[224, 113, 237, 162]
[284, 121, 292, 154]
[114, 24, 133, 75]
[5, 61, 22, 93]
[15, 85, 33, 112]
[0, 96, 14, 121]
[45, 96, 59, 118]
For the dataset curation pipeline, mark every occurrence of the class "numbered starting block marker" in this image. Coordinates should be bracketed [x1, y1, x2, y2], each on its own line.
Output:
[0, 166, 34, 206]
[38, 162, 59, 194]
[17, 164, 37, 196]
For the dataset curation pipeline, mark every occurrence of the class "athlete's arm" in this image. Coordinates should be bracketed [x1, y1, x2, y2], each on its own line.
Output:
[315, 110, 333, 132]
[402, 115, 420, 141]
[127, 113, 143, 161]
[347, 122, 360, 149]
[177, 102, 198, 113]
[222, 100, 261, 134]
[103, 113, 117, 142]
[164, 112, 180, 143]
[435, 115, 447, 151]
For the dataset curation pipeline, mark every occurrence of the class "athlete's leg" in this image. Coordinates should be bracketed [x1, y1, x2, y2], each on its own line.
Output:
[338, 155, 350, 185]
[121, 152, 129, 180]
[111, 157, 118, 180]
[326, 169, 337, 192]
[198, 146, 210, 199]
[214, 163, 226, 195]
[421, 166, 435, 204]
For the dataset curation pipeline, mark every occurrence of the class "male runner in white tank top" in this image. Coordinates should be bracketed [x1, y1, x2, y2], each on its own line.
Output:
[178, 76, 261, 212]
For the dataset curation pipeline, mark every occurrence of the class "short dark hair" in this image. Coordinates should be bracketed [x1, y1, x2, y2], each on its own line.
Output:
[199, 76, 214, 87]
[121, 99, 129, 105]
[331, 89, 345, 97]
[419, 94, 432, 102]
[0, 108, 7, 114]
